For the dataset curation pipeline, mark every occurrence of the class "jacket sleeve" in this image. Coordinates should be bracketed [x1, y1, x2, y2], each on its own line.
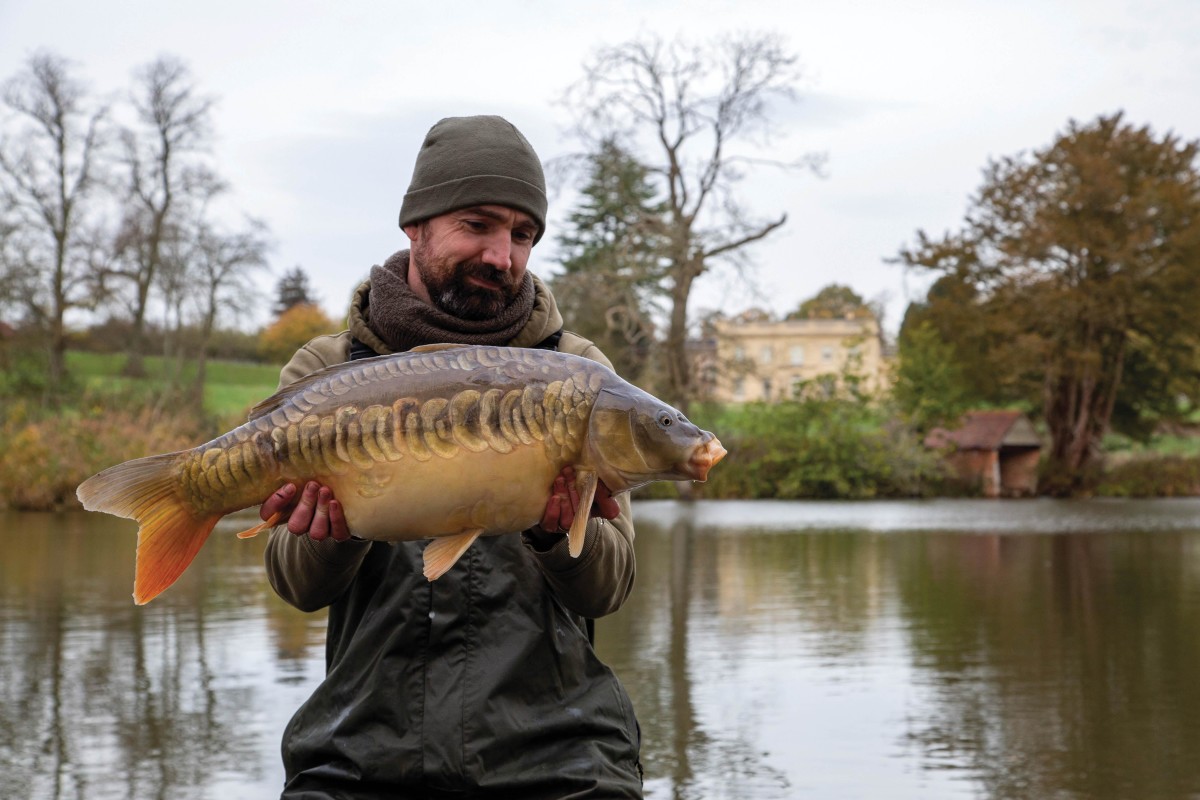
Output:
[521, 494, 636, 619]
[262, 336, 372, 612]
[520, 340, 637, 619]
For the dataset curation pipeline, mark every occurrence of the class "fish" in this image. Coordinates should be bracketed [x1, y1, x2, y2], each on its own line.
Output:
[76, 343, 727, 604]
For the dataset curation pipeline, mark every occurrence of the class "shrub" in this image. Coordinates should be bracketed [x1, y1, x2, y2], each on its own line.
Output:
[1093, 456, 1200, 497]
[258, 303, 337, 364]
[670, 395, 950, 500]
[0, 398, 203, 511]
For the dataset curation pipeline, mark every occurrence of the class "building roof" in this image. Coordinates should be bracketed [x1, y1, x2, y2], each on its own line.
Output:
[714, 316, 879, 337]
[925, 410, 1041, 451]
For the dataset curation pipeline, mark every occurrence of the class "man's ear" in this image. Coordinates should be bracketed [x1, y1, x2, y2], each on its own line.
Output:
[402, 223, 420, 242]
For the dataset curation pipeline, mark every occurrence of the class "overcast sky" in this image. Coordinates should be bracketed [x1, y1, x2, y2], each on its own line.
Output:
[3, 0, 1199, 335]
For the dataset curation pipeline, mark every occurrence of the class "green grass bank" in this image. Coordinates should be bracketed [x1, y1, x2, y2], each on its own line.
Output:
[1, 350, 284, 511]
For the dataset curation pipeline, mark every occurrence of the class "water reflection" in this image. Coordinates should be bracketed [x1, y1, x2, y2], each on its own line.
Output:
[0, 512, 326, 800]
[894, 532, 1200, 799]
[4, 499, 1200, 799]
[602, 500, 1200, 799]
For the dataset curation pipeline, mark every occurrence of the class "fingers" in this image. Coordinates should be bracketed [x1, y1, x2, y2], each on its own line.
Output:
[264, 480, 355, 542]
[329, 498, 351, 542]
[261, 482, 297, 521]
[540, 468, 622, 537]
[308, 486, 331, 541]
[593, 479, 620, 520]
[561, 466, 619, 521]
[286, 482, 320, 536]
[540, 474, 570, 533]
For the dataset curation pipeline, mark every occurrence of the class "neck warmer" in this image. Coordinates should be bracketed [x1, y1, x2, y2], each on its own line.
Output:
[364, 250, 536, 353]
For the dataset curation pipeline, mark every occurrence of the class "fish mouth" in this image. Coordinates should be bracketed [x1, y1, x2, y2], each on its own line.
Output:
[685, 435, 727, 481]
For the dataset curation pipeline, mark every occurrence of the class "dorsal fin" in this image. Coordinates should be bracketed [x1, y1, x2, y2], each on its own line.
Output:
[247, 356, 391, 421]
[246, 345, 478, 421]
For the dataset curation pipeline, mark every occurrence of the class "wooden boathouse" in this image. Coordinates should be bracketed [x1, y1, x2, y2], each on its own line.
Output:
[925, 411, 1042, 497]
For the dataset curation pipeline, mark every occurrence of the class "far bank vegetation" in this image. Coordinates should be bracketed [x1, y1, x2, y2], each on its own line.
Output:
[4, 45, 1200, 509]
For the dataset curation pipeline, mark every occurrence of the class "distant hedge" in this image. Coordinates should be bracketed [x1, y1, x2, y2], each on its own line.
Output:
[1092, 456, 1200, 498]
[639, 397, 951, 500]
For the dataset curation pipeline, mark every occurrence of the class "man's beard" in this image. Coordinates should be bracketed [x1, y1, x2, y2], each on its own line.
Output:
[414, 249, 521, 321]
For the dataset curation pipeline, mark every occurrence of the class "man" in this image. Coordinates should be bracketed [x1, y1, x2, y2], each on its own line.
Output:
[259, 115, 643, 799]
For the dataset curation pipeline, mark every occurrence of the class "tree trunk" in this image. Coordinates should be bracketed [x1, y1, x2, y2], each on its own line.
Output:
[123, 246, 158, 378]
[664, 259, 701, 416]
[47, 235, 69, 403]
[192, 297, 217, 413]
[1043, 336, 1126, 492]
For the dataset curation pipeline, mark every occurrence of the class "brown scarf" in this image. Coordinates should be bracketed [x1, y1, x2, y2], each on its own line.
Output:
[364, 250, 536, 353]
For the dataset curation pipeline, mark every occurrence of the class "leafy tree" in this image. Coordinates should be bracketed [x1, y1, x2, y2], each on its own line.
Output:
[563, 32, 819, 412]
[274, 266, 316, 316]
[892, 318, 971, 432]
[899, 273, 1040, 410]
[787, 284, 873, 320]
[550, 138, 665, 384]
[0, 52, 110, 397]
[258, 302, 335, 364]
[897, 113, 1200, 489]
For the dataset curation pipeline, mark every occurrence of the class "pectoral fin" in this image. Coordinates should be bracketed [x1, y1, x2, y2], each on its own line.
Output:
[568, 468, 598, 558]
[235, 511, 281, 539]
[423, 529, 484, 581]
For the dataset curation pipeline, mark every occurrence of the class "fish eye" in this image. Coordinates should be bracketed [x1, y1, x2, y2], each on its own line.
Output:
[658, 413, 673, 428]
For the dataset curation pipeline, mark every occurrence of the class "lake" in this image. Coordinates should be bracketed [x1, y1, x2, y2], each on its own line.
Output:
[4, 498, 1200, 799]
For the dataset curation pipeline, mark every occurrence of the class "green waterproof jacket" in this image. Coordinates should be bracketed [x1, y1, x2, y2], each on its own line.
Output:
[264, 267, 643, 799]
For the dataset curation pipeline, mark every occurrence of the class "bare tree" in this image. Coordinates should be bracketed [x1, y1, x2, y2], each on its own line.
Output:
[114, 55, 216, 377]
[0, 52, 110, 397]
[564, 32, 819, 411]
[0, 212, 32, 319]
[188, 216, 270, 404]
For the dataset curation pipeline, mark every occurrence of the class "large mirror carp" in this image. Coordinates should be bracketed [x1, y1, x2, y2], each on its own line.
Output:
[78, 344, 726, 603]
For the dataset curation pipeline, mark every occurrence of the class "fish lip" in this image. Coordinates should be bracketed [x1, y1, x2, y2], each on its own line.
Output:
[684, 436, 727, 481]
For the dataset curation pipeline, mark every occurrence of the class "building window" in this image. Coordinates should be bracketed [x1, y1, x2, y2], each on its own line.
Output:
[822, 346, 834, 362]
[733, 378, 745, 401]
[762, 378, 772, 398]
[789, 345, 804, 365]
[734, 345, 746, 361]
[760, 344, 773, 365]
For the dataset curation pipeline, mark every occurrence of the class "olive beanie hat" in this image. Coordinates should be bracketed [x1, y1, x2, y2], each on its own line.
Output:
[399, 115, 548, 244]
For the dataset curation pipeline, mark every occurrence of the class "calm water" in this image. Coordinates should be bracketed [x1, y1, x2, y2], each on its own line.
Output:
[4, 499, 1200, 799]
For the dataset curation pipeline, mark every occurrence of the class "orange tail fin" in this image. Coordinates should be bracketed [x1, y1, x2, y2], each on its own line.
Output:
[76, 452, 221, 605]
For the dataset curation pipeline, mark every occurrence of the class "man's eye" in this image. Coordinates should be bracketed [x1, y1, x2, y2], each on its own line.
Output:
[513, 230, 534, 243]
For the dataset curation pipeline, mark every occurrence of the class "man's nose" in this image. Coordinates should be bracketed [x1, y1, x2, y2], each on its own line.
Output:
[481, 232, 513, 271]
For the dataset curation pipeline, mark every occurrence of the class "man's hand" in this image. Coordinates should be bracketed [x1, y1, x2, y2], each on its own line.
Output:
[260, 481, 353, 542]
[535, 466, 620, 536]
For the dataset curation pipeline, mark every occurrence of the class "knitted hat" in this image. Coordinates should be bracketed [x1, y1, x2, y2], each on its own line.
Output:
[399, 115, 548, 244]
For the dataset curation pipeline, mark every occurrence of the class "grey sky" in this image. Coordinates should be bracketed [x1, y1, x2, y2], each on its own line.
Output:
[3, 0, 1198, 334]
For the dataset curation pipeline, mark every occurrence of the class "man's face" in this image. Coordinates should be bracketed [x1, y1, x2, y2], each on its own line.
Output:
[405, 205, 538, 321]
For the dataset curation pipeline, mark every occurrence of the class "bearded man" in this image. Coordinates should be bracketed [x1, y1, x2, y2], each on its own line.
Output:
[258, 115, 643, 799]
